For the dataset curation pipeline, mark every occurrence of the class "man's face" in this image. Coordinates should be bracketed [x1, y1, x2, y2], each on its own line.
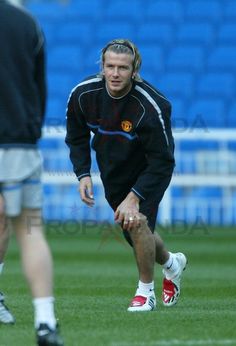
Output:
[103, 51, 134, 97]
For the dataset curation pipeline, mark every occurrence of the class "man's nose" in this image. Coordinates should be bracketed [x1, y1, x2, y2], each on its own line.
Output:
[113, 67, 119, 76]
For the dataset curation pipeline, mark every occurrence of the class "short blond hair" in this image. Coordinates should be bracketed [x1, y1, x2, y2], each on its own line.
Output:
[99, 39, 142, 81]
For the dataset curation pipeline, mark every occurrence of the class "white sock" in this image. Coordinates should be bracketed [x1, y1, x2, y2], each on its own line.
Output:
[33, 297, 56, 330]
[163, 252, 179, 278]
[0, 263, 4, 274]
[136, 280, 154, 297]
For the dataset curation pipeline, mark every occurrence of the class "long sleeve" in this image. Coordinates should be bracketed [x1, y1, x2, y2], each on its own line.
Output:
[131, 105, 175, 200]
[65, 91, 91, 180]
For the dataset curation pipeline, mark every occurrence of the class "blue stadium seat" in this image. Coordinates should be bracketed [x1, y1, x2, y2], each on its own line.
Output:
[218, 23, 236, 44]
[96, 22, 135, 43]
[40, 22, 57, 46]
[83, 43, 102, 75]
[103, 0, 143, 20]
[166, 45, 205, 72]
[65, 0, 103, 18]
[190, 187, 223, 198]
[136, 23, 174, 45]
[207, 46, 236, 71]
[43, 185, 69, 221]
[171, 98, 187, 125]
[188, 98, 226, 128]
[146, 0, 183, 22]
[185, 0, 222, 22]
[39, 138, 59, 151]
[196, 73, 235, 98]
[176, 22, 215, 44]
[171, 187, 185, 198]
[140, 46, 164, 73]
[228, 140, 236, 151]
[91, 151, 99, 173]
[47, 72, 75, 97]
[45, 97, 66, 125]
[26, 2, 65, 21]
[141, 72, 160, 89]
[47, 45, 82, 73]
[56, 21, 93, 44]
[179, 140, 219, 151]
[224, 0, 236, 19]
[233, 191, 236, 222]
[228, 103, 236, 127]
[158, 72, 194, 99]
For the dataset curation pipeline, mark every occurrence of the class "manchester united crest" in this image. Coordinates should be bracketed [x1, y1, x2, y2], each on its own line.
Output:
[121, 120, 133, 132]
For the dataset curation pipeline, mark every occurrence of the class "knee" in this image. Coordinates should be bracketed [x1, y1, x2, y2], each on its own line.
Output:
[130, 213, 149, 236]
[122, 213, 150, 245]
[138, 213, 148, 227]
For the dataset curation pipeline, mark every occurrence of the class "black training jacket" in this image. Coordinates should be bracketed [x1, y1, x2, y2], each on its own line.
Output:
[65, 75, 175, 201]
[0, 0, 46, 147]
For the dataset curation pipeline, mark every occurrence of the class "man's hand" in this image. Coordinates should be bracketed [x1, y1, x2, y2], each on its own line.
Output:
[114, 191, 141, 230]
[78, 176, 95, 207]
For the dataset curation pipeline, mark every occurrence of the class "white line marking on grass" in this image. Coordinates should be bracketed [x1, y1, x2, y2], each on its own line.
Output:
[111, 340, 236, 346]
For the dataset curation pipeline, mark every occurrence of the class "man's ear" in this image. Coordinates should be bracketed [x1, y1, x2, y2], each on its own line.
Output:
[132, 67, 138, 79]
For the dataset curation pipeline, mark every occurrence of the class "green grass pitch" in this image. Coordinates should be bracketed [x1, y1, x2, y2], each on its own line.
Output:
[0, 224, 236, 346]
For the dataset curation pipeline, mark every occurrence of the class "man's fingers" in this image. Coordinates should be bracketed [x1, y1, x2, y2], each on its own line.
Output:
[79, 185, 94, 207]
[115, 209, 145, 231]
[116, 211, 125, 225]
[82, 196, 95, 206]
[86, 185, 94, 200]
[121, 214, 136, 230]
[114, 209, 120, 221]
[124, 213, 144, 231]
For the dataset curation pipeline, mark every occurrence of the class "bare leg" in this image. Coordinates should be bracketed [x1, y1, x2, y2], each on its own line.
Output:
[0, 194, 15, 324]
[154, 232, 169, 265]
[129, 214, 156, 283]
[0, 194, 10, 263]
[10, 208, 53, 297]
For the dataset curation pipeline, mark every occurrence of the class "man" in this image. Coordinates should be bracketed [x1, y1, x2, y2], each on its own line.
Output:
[0, 1, 64, 344]
[65, 38, 187, 311]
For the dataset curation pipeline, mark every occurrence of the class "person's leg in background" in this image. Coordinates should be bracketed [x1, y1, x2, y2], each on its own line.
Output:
[0, 192, 15, 324]
[2, 173, 64, 345]
[0, 193, 10, 262]
[11, 208, 56, 327]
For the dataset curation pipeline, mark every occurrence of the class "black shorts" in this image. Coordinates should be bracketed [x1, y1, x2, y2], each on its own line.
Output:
[106, 177, 171, 246]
